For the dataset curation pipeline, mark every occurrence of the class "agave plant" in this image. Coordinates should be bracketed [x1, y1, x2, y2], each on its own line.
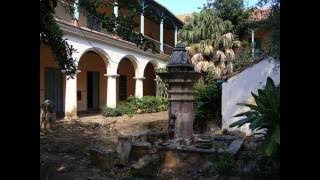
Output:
[230, 77, 280, 156]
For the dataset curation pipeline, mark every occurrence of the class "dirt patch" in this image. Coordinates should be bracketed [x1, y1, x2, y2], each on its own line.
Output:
[40, 111, 168, 180]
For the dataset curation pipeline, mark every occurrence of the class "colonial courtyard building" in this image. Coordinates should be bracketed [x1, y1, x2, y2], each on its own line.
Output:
[40, 0, 183, 119]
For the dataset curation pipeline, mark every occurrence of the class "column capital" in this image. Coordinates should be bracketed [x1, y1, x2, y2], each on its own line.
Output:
[133, 77, 146, 80]
[104, 74, 120, 77]
[62, 70, 81, 78]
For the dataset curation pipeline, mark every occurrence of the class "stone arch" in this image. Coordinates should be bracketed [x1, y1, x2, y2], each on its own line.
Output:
[143, 61, 158, 96]
[77, 48, 109, 112]
[147, 59, 160, 69]
[118, 54, 140, 77]
[116, 55, 139, 101]
[79, 47, 111, 73]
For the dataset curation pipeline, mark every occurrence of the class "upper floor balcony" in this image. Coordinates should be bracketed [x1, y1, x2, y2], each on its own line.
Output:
[54, 0, 183, 56]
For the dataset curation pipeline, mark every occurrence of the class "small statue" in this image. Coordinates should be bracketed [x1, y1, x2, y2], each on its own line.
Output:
[168, 114, 176, 139]
[40, 99, 56, 132]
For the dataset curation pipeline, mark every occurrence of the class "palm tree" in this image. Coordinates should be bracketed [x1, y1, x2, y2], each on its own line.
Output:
[180, 10, 241, 78]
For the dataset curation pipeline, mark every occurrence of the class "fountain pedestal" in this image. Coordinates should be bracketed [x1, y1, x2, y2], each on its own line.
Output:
[157, 44, 201, 139]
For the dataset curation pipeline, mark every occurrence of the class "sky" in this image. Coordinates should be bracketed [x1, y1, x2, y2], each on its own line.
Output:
[154, 0, 260, 15]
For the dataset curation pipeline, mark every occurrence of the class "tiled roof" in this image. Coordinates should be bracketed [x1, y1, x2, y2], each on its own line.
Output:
[176, 8, 272, 24]
[248, 8, 272, 21]
[176, 14, 192, 23]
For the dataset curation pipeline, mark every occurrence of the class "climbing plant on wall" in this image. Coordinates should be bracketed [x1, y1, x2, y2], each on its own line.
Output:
[40, 0, 159, 78]
[40, 0, 78, 78]
[155, 67, 168, 98]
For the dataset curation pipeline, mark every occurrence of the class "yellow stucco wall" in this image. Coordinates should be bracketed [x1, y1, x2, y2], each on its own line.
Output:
[40, 44, 66, 106]
[117, 59, 135, 99]
[143, 63, 156, 96]
[77, 52, 108, 111]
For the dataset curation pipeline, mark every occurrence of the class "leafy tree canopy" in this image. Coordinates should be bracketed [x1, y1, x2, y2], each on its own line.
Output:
[40, 0, 78, 78]
[204, 0, 250, 34]
[257, 0, 280, 58]
[179, 9, 233, 45]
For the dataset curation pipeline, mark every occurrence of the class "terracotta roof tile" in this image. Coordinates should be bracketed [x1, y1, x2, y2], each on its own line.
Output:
[248, 8, 272, 21]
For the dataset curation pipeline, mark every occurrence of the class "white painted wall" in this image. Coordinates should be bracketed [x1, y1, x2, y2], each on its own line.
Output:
[62, 33, 168, 116]
[64, 34, 168, 76]
[221, 58, 280, 135]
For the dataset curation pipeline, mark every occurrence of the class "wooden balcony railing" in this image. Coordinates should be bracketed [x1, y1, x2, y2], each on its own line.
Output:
[144, 35, 174, 55]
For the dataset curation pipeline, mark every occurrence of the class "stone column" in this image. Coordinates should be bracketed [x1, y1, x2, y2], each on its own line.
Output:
[140, 3, 144, 35]
[114, 0, 119, 18]
[140, 5, 145, 45]
[154, 77, 160, 96]
[160, 17, 164, 53]
[174, 26, 178, 46]
[133, 77, 145, 98]
[157, 44, 201, 139]
[106, 74, 119, 108]
[251, 29, 255, 58]
[64, 71, 80, 120]
[73, 0, 80, 25]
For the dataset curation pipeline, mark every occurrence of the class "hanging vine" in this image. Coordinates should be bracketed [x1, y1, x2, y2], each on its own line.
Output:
[40, 0, 160, 79]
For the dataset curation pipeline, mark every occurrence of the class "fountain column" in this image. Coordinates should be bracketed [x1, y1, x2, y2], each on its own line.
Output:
[157, 44, 201, 139]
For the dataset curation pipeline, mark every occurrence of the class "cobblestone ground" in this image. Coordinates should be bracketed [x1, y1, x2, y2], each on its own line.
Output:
[40, 111, 168, 180]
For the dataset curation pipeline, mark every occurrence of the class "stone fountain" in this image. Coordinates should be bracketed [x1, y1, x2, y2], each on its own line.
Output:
[157, 43, 201, 139]
[114, 44, 245, 176]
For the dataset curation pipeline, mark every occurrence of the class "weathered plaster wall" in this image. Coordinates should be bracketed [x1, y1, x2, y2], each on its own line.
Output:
[40, 44, 66, 105]
[221, 58, 280, 135]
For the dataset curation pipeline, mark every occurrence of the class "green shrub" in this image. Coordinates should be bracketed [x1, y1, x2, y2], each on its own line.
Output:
[208, 152, 235, 175]
[102, 105, 134, 117]
[126, 96, 142, 111]
[127, 96, 168, 113]
[118, 105, 135, 116]
[103, 107, 124, 117]
[230, 77, 280, 156]
[103, 96, 168, 117]
[233, 48, 253, 72]
[194, 73, 222, 132]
